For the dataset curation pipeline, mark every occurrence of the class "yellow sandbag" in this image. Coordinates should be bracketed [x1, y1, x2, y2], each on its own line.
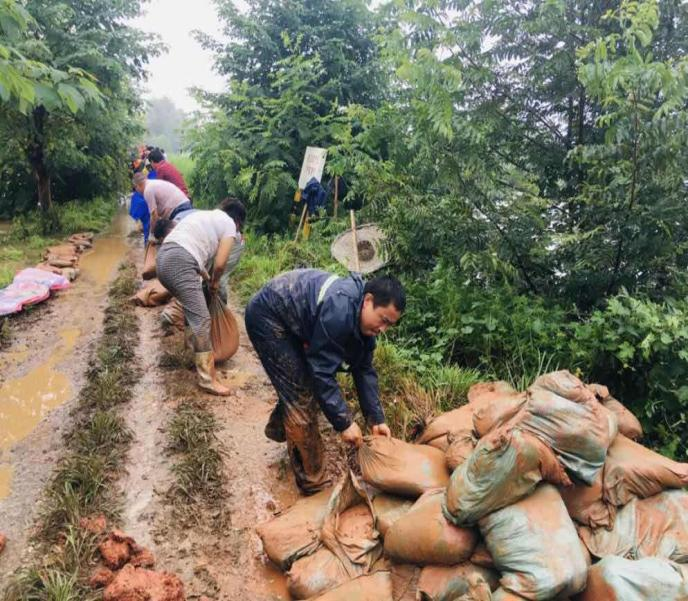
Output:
[209, 293, 239, 362]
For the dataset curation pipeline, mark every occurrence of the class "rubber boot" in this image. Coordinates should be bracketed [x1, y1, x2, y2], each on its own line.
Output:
[264, 403, 286, 442]
[195, 351, 231, 396]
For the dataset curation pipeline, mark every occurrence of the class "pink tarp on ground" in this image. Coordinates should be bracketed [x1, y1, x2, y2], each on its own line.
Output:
[14, 268, 70, 291]
[0, 268, 71, 316]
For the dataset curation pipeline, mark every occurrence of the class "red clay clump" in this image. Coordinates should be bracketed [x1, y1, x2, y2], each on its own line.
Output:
[90, 567, 115, 589]
[103, 564, 185, 601]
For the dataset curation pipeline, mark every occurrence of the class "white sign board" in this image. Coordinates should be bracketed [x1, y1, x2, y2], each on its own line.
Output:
[298, 146, 328, 190]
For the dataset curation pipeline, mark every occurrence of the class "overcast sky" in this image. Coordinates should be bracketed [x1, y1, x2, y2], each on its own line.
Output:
[131, 0, 230, 113]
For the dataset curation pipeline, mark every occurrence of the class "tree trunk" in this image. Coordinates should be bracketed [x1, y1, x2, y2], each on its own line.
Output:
[27, 105, 52, 211]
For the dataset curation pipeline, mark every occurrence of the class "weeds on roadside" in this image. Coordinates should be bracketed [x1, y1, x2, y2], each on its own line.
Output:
[166, 400, 227, 520]
[1, 262, 139, 601]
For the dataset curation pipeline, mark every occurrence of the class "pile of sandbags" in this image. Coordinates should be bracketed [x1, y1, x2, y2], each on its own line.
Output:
[256, 370, 688, 600]
[39, 232, 93, 280]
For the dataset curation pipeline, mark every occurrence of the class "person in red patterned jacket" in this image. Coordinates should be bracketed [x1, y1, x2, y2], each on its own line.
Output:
[148, 148, 190, 198]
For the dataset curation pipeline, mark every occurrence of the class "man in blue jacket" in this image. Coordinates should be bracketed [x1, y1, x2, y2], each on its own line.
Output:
[245, 269, 405, 494]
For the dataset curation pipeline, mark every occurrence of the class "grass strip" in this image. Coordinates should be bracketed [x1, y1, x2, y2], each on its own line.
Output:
[2, 262, 139, 601]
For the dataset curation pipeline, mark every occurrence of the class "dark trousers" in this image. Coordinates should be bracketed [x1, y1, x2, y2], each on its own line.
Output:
[245, 293, 330, 494]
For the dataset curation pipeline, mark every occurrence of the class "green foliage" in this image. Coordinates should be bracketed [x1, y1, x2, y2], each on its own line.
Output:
[166, 153, 195, 184]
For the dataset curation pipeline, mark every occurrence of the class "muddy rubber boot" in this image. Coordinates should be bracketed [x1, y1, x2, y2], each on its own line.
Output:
[195, 351, 231, 396]
[264, 404, 286, 442]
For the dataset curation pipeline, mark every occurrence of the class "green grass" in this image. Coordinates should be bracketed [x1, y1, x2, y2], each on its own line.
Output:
[1, 263, 139, 601]
[167, 153, 195, 184]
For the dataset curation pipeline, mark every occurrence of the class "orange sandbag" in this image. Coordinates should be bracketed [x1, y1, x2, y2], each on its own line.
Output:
[445, 429, 477, 471]
[371, 494, 414, 537]
[257, 487, 333, 569]
[416, 563, 498, 601]
[142, 242, 157, 280]
[288, 502, 381, 599]
[312, 571, 393, 601]
[579, 489, 688, 563]
[530, 370, 596, 404]
[603, 434, 688, 506]
[444, 428, 570, 527]
[384, 490, 478, 566]
[587, 383, 643, 440]
[358, 437, 450, 498]
[416, 404, 475, 451]
[479, 484, 589, 600]
[559, 468, 616, 530]
[468, 382, 527, 438]
[44, 244, 79, 258]
[209, 293, 239, 362]
[132, 280, 172, 307]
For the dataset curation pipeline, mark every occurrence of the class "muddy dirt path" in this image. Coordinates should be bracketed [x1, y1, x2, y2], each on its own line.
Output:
[120, 282, 302, 600]
[0, 211, 133, 579]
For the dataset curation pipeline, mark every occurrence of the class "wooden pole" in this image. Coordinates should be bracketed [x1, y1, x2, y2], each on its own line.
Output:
[333, 176, 339, 219]
[295, 202, 308, 242]
[350, 210, 360, 272]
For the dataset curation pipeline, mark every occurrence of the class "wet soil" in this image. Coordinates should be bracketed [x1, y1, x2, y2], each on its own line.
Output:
[0, 211, 132, 578]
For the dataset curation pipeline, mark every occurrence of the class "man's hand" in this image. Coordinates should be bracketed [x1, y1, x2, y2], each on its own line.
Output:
[371, 423, 391, 438]
[341, 422, 363, 447]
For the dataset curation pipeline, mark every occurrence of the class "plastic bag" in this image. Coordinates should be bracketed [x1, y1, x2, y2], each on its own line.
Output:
[142, 242, 157, 280]
[416, 563, 498, 601]
[371, 494, 414, 537]
[444, 428, 570, 527]
[384, 490, 478, 565]
[579, 489, 688, 563]
[479, 484, 588, 600]
[0, 281, 50, 316]
[445, 429, 477, 471]
[577, 556, 688, 601]
[468, 382, 526, 438]
[358, 437, 449, 498]
[603, 434, 688, 506]
[517, 388, 617, 484]
[311, 571, 393, 601]
[417, 404, 475, 451]
[13, 267, 70, 291]
[209, 293, 239, 362]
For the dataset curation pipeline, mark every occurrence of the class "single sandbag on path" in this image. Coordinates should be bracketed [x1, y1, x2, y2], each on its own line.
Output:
[209, 293, 239, 362]
[602, 434, 688, 506]
[579, 489, 688, 563]
[416, 563, 498, 601]
[517, 387, 618, 485]
[359, 437, 449, 498]
[311, 571, 394, 601]
[417, 404, 475, 451]
[479, 484, 589, 600]
[385, 490, 478, 566]
[257, 487, 333, 570]
[443, 428, 570, 527]
[468, 382, 527, 438]
[576, 556, 688, 601]
[587, 383, 643, 440]
[287, 472, 382, 599]
[372, 494, 414, 537]
[132, 279, 172, 307]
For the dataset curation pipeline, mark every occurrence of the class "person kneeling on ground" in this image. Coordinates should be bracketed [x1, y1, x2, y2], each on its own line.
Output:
[245, 269, 405, 494]
[156, 198, 246, 396]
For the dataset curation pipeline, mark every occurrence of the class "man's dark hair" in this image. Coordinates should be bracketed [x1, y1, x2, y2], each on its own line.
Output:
[153, 218, 174, 241]
[219, 197, 246, 230]
[148, 148, 164, 163]
[364, 275, 406, 312]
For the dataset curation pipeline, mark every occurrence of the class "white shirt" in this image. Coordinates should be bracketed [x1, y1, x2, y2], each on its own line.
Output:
[164, 209, 237, 270]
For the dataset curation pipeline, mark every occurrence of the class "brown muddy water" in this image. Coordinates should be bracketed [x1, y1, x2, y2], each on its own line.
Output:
[0, 211, 131, 498]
